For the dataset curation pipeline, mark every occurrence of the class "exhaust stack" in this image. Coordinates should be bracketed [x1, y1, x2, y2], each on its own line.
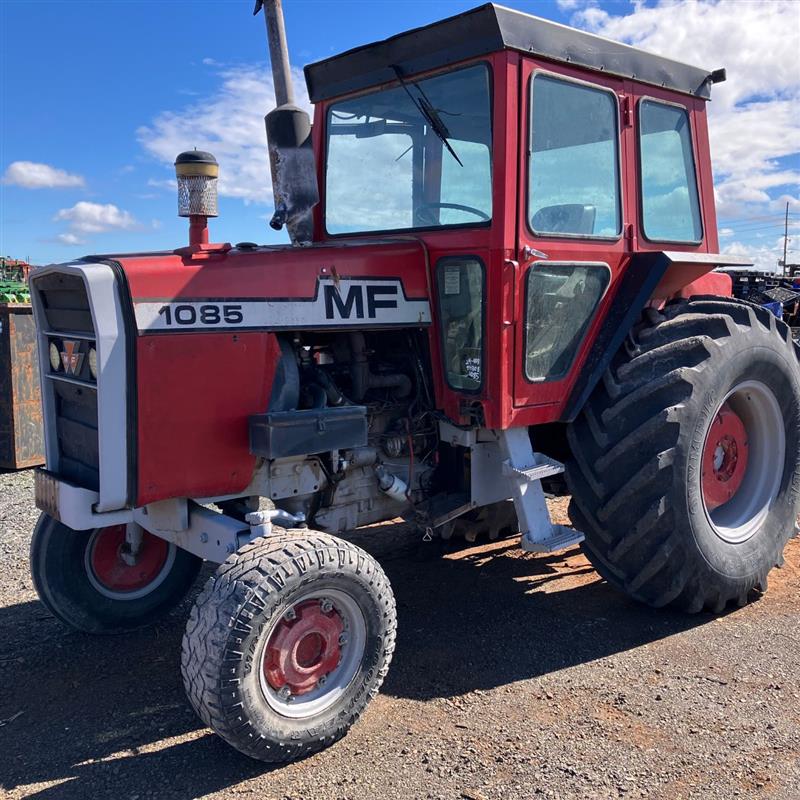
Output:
[254, 0, 318, 246]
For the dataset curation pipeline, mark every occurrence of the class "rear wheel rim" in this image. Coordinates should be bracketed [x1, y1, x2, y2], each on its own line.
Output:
[85, 526, 175, 600]
[259, 588, 366, 720]
[701, 380, 784, 544]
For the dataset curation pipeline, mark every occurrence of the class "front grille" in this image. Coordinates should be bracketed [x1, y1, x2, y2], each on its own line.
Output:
[33, 273, 99, 490]
[53, 380, 99, 489]
[35, 273, 94, 334]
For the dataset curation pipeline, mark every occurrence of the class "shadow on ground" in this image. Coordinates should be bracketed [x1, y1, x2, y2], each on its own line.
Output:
[0, 524, 710, 798]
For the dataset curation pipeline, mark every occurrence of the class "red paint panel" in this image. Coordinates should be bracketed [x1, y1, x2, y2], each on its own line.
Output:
[677, 270, 732, 299]
[136, 331, 279, 506]
[121, 240, 429, 302]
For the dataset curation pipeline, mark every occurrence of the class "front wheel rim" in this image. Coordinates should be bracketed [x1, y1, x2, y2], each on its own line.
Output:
[700, 380, 785, 544]
[85, 526, 175, 600]
[259, 588, 367, 720]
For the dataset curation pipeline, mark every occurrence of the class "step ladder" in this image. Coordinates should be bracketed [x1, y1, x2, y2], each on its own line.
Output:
[497, 427, 585, 554]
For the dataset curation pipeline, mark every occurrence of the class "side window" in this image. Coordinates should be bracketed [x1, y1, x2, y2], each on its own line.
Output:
[436, 258, 484, 392]
[639, 100, 702, 242]
[525, 264, 609, 381]
[529, 75, 621, 238]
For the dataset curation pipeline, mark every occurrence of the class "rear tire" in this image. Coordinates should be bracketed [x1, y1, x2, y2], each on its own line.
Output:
[181, 529, 396, 763]
[566, 297, 800, 613]
[30, 513, 202, 633]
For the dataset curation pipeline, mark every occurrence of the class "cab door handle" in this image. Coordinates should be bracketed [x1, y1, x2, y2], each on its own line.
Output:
[521, 245, 549, 263]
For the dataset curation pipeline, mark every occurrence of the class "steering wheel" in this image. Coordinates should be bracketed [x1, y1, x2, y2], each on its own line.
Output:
[414, 202, 490, 225]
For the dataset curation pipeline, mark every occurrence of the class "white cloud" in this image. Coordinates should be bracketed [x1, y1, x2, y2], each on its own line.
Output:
[724, 238, 786, 272]
[3, 161, 85, 189]
[137, 63, 311, 204]
[772, 194, 800, 213]
[54, 201, 139, 234]
[556, 0, 581, 10]
[56, 232, 85, 246]
[572, 0, 799, 111]
[569, 0, 800, 221]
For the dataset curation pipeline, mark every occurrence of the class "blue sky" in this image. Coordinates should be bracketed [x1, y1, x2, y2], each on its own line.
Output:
[1, 0, 798, 269]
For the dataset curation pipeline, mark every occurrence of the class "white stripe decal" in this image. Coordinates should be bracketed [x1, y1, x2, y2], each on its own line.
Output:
[134, 278, 432, 332]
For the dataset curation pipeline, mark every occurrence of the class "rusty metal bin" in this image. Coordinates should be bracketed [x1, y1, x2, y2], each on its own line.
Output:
[0, 304, 44, 469]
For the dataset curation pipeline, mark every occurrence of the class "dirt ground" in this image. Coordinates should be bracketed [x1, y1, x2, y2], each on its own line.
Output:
[0, 469, 798, 800]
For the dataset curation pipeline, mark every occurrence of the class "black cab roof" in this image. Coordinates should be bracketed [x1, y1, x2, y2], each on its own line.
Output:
[304, 2, 718, 103]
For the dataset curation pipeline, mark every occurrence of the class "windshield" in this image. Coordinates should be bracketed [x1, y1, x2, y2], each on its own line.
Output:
[325, 63, 492, 235]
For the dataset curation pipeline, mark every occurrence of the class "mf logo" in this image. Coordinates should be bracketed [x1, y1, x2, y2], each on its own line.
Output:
[60, 340, 84, 375]
[323, 283, 399, 320]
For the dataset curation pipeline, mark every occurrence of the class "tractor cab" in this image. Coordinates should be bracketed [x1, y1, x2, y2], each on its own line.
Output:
[302, 3, 734, 428]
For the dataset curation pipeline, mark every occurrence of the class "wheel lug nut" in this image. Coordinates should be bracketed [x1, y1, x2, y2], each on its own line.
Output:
[317, 675, 328, 688]
[278, 685, 293, 701]
[283, 607, 297, 622]
[338, 632, 348, 646]
[320, 598, 333, 614]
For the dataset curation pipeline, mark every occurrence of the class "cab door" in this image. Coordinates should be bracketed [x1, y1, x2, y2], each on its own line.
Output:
[513, 59, 634, 423]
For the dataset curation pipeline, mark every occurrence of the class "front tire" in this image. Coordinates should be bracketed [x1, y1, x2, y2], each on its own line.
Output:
[30, 513, 202, 633]
[181, 530, 396, 763]
[566, 297, 800, 613]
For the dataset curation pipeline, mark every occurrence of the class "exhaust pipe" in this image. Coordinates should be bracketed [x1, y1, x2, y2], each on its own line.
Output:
[254, 0, 318, 246]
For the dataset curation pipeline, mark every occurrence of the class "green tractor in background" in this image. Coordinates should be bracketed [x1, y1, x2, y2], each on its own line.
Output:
[0, 261, 31, 304]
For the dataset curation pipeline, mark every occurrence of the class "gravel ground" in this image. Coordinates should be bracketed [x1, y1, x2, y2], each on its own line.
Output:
[0, 469, 798, 800]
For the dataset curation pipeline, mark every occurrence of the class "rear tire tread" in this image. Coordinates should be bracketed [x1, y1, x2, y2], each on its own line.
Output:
[566, 296, 800, 613]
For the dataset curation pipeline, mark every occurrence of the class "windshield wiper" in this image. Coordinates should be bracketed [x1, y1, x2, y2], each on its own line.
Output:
[390, 65, 463, 167]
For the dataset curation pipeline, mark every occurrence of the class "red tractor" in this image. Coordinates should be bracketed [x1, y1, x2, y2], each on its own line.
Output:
[29, 1, 800, 763]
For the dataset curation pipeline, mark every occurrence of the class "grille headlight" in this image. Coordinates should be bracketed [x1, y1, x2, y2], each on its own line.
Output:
[88, 347, 98, 380]
[49, 342, 61, 371]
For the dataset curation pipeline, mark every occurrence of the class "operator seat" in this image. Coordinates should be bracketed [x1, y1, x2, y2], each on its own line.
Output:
[531, 204, 596, 235]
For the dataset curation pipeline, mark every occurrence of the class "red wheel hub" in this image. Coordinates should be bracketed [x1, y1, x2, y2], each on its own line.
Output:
[89, 526, 170, 592]
[263, 599, 344, 696]
[701, 403, 749, 512]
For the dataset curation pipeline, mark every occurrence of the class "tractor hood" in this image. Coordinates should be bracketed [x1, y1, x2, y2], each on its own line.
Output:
[84, 239, 432, 335]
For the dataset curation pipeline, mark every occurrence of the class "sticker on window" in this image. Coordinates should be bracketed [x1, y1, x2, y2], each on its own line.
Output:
[444, 267, 461, 295]
[463, 353, 482, 383]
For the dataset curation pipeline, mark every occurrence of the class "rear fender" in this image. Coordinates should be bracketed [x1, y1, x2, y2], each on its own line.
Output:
[562, 251, 748, 422]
